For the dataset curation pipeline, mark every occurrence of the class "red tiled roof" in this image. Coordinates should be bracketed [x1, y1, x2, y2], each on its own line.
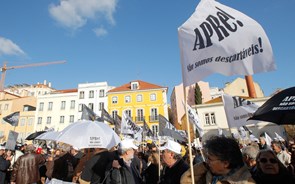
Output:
[204, 96, 254, 104]
[108, 80, 166, 93]
[55, 89, 78, 93]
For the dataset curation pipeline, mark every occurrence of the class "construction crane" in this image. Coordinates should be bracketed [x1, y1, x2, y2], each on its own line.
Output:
[0, 60, 66, 91]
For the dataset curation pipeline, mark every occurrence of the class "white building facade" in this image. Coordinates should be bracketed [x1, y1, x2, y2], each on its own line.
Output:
[35, 89, 78, 131]
[194, 97, 286, 141]
[77, 82, 114, 119]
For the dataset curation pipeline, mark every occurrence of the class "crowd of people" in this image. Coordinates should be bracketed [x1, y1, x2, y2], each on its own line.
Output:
[0, 134, 295, 184]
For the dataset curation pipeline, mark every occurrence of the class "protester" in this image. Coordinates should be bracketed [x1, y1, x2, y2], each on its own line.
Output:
[242, 144, 259, 176]
[271, 140, 291, 167]
[253, 149, 294, 184]
[287, 142, 295, 176]
[159, 139, 189, 184]
[10, 144, 46, 184]
[259, 135, 270, 150]
[181, 136, 255, 184]
[142, 151, 160, 184]
[106, 139, 139, 184]
[193, 147, 204, 165]
[49, 145, 78, 182]
[0, 146, 11, 184]
[79, 147, 115, 184]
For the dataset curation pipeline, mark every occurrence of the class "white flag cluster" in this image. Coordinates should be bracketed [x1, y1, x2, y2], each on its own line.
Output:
[222, 94, 259, 128]
[178, 0, 276, 87]
[121, 112, 142, 138]
[187, 104, 204, 137]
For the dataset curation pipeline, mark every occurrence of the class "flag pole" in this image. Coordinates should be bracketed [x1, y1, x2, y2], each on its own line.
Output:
[245, 75, 257, 98]
[183, 87, 195, 184]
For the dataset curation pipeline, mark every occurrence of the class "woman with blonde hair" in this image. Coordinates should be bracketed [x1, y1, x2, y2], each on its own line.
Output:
[253, 149, 294, 184]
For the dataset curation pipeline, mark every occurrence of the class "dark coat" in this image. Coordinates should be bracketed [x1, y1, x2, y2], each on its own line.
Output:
[142, 163, 159, 184]
[10, 153, 46, 184]
[253, 170, 295, 184]
[159, 159, 189, 184]
[0, 156, 10, 184]
[52, 152, 78, 182]
[106, 158, 136, 184]
[80, 150, 115, 184]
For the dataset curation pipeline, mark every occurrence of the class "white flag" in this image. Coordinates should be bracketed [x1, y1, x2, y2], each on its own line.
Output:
[238, 127, 247, 140]
[264, 132, 273, 146]
[274, 132, 285, 142]
[121, 112, 142, 137]
[187, 104, 204, 137]
[178, 0, 276, 87]
[222, 94, 259, 128]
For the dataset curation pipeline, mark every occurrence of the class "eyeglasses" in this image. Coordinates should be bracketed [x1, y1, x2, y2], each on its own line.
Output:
[259, 158, 278, 164]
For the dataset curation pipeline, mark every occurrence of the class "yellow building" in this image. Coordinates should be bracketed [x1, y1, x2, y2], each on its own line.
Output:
[107, 80, 168, 135]
[0, 91, 36, 143]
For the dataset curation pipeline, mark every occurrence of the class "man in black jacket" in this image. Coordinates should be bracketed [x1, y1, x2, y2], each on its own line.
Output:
[0, 146, 11, 184]
[159, 140, 189, 184]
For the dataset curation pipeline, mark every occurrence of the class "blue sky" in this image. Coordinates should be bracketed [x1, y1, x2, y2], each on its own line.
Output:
[0, 0, 294, 99]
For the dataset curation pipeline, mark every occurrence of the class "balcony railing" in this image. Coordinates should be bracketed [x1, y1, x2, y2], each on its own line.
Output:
[149, 115, 159, 122]
[135, 116, 144, 122]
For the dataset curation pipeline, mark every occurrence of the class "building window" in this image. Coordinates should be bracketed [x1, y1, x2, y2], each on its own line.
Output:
[28, 118, 33, 126]
[88, 103, 94, 110]
[150, 108, 158, 121]
[99, 102, 104, 111]
[151, 125, 158, 135]
[210, 113, 216, 125]
[125, 96, 131, 103]
[204, 112, 216, 125]
[48, 102, 53, 111]
[39, 102, 44, 111]
[60, 116, 65, 124]
[99, 89, 105, 97]
[131, 82, 139, 90]
[136, 109, 144, 122]
[125, 110, 131, 118]
[4, 104, 8, 110]
[112, 110, 118, 119]
[241, 89, 245, 93]
[78, 104, 82, 112]
[46, 117, 51, 124]
[61, 101, 66, 110]
[89, 90, 94, 98]
[150, 93, 156, 101]
[70, 100, 75, 109]
[37, 117, 42, 124]
[69, 115, 74, 123]
[79, 91, 85, 99]
[20, 118, 25, 126]
[136, 94, 142, 102]
[112, 96, 118, 104]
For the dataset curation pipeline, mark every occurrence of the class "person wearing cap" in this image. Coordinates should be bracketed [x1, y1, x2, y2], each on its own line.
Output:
[106, 139, 139, 184]
[10, 144, 46, 184]
[159, 140, 189, 184]
[0, 146, 11, 184]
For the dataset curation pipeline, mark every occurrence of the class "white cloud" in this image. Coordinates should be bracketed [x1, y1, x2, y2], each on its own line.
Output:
[0, 37, 25, 56]
[93, 26, 108, 37]
[49, 0, 117, 31]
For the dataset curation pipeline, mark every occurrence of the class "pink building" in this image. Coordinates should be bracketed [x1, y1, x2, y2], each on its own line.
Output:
[170, 81, 211, 125]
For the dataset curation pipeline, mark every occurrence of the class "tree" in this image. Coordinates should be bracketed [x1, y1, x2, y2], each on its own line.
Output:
[194, 83, 202, 104]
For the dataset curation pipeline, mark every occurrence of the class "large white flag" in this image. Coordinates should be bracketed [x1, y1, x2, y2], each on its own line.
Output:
[178, 0, 276, 87]
[121, 112, 142, 137]
[222, 94, 259, 128]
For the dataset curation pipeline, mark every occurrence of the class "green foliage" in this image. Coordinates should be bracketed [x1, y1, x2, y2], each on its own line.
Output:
[194, 83, 202, 104]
